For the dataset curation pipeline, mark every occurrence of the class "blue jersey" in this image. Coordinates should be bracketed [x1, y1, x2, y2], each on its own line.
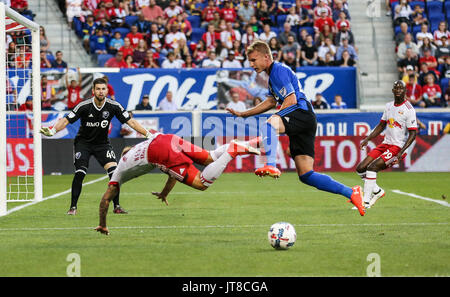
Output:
[267, 62, 312, 116]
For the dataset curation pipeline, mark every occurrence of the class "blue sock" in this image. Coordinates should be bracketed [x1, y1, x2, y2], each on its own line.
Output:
[299, 170, 353, 199]
[261, 122, 278, 167]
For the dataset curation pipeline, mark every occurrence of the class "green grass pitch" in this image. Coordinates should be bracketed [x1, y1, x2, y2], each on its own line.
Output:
[0, 172, 449, 277]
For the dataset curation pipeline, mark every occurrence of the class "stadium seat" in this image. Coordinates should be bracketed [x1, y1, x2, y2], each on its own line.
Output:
[409, 1, 425, 10]
[298, 26, 314, 37]
[190, 27, 205, 43]
[124, 15, 139, 27]
[412, 25, 422, 37]
[112, 27, 130, 38]
[440, 77, 449, 93]
[187, 15, 201, 28]
[445, 1, 450, 13]
[426, 1, 443, 15]
[72, 17, 83, 38]
[97, 54, 113, 67]
[276, 14, 287, 27]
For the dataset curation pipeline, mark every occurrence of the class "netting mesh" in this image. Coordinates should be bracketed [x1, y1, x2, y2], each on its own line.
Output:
[6, 27, 35, 202]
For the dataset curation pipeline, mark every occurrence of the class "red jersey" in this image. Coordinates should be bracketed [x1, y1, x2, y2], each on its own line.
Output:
[220, 8, 237, 23]
[314, 17, 335, 33]
[406, 83, 422, 100]
[67, 86, 82, 109]
[422, 84, 442, 98]
[126, 32, 144, 48]
[202, 7, 220, 22]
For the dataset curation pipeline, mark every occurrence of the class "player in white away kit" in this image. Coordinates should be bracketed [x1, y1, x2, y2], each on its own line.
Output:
[95, 132, 260, 235]
[356, 81, 418, 209]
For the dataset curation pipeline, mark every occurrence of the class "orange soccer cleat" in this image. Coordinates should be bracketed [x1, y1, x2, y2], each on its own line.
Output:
[227, 139, 261, 158]
[254, 165, 281, 179]
[349, 186, 365, 216]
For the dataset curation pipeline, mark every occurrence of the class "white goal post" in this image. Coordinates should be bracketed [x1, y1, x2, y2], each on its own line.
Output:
[0, 3, 42, 216]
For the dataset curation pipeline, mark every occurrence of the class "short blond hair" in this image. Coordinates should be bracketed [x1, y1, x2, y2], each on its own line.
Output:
[246, 40, 273, 59]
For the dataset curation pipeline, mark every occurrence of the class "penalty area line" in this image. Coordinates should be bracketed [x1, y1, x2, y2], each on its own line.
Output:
[5, 175, 109, 216]
[392, 190, 450, 208]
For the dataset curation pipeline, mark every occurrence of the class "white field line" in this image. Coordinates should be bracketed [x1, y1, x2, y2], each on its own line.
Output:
[0, 222, 448, 232]
[5, 175, 109, 216]
[392, 190, 450, 208]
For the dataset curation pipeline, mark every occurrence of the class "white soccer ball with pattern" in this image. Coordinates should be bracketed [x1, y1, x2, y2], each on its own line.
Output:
[268, 222, 296, 250]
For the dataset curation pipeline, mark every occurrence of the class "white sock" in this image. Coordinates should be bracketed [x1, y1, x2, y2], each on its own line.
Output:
[363, 171, 377, 204]
[209, 143, 230, 161]
[359, 171, 380, 194]
[200, 151, 233, 187]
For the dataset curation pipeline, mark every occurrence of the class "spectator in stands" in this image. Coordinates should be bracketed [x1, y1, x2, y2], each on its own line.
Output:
[161, 51, 184, 68]
[281, 35, 301, 67]
[278, 22, 297, 46]
[436, 36, 450, 65]
[220, 22, 240, 49]
[319, 52, 336, 66]
[135, 0, 150, 10]
[285, 6, 300, 26]
[418, 37, 437, 58]
[187, 0, 203, 17]
[405, 73, 424, 108]
[93, 1, 110, 21]
[51, 50, 68, 68]
[393, 0, 413, 27]
[169, 13, 192, 40]
[397, 33, 419, 60]
[255, 0, 274, 26]
[226, 91, 246, 112]
[433, 21, 450, 47]
[241, 24, 259, 50]
[444, 79, 450, 107]
[135, 94, 153, 110]
[335, 11, 351, 32]
[238, 0, 255, 27]
[142, 0, 164, 22]
[419, 48, 438, 75]
[298, 5, 314, 27]
[335, 49, 356, 67]
[109, 31, 124, 54]
[317, 23, 334, 46]
[214, 40, 229, 61]
[334, 21, 355, 47]
[65, 67, 82, 110]
[39, 26, 51, 55]
[124, 54, 139, 68]
[395, 22, 409, 47]
[82, 14, 97, 53]
[332, 0, 350, 22]
[202, 51, 221, 68]
[133, 39, 148, 65]
[193, 39, 208, 64]
[336, 37, 358, 61]
[141, 49, 160, 68]
[164, 23, 187, 52]
[96, 17, 112, 36]
[317, 37, 336, 65]
[15, 45, 32, 68]
[90, 29, 108, 55]
[201, 0, 220, 28]
[231, 40, 245, 62]
[158, 90, 178, 111]
[331, 94, 347, 109]
[108, 0, 129, 28]
[66, 0, 89, 28]
[105, 51, 127, 67]
[258, 23, 277, 43]
[314, 9, 336, 39]
[202, 23, 220, 50]
[222, 50, 242, 68]
[398, 48, 419, 78]
[220, 0, 237, 24]
[268, 37, 281, 62]
[410, 3, 428, 27]
[313, 0, 332, 20]
[135, 13, 151, 33]
[126, 25, 144, 49]
[182, 55, 197, 68]
[145, 23, 164, 53]
[441, 56, 450, 79]
[312, 93, 330, 109]
[418, 62, 438, 86]
[119, 37, 134, 58]
[416, 24, 433, 48]
[40, 50, 52, 69]
[163, 0, 184, 20]
[301, 35, 318, 66]
[422, 74, 442, 107]
[41, 75, 56, 110]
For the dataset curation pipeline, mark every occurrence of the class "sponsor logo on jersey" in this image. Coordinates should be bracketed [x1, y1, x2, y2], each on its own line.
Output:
[101, 120, 109, 128]
[86, 122, 100, 127]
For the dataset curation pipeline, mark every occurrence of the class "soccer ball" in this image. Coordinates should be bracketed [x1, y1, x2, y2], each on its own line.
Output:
[267, 222, 296, 250]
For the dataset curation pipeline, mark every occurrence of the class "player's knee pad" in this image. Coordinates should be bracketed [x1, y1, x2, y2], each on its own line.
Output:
[107, 166, 117, 180]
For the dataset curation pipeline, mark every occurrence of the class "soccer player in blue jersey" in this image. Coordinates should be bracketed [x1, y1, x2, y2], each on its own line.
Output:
[226, 40, 365, 216]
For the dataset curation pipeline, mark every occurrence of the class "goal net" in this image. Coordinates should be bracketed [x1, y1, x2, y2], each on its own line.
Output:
[0, 3, 42, 216]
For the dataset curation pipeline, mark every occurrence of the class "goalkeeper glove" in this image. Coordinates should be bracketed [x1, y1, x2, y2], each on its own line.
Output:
[40, 127, 56, 137]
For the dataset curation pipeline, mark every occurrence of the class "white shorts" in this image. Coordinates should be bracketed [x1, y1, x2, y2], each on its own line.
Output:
[109, 140, 156, 187]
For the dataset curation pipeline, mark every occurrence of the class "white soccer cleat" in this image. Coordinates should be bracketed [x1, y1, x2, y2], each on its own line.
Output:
[369, 188, 385, 208]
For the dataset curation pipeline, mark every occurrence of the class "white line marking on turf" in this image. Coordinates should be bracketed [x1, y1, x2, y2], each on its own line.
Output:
[0, 222, 448, 232]
[5, 175, 108, 216]
[392, 190, 450, 208]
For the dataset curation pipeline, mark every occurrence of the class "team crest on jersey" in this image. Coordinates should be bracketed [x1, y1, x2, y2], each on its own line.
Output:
[75, 152, 81, 159]
[102, 111, 110, 119]
[280, 87, 287, 97]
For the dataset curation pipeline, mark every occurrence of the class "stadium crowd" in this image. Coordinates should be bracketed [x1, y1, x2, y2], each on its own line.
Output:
[390, 0, 450, 108]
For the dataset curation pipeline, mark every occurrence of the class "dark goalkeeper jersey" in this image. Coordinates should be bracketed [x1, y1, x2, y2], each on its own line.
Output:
[66, 98, 131, 145]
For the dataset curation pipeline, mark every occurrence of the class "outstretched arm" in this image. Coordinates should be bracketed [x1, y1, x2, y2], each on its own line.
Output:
[227, 96, 277, 118]
[152, 175, 177, 206]
[40, 117, 70, 136]
[95, 184, 119, 235]
[126, 118, 151, 138]
[360, 121, 387, 149]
